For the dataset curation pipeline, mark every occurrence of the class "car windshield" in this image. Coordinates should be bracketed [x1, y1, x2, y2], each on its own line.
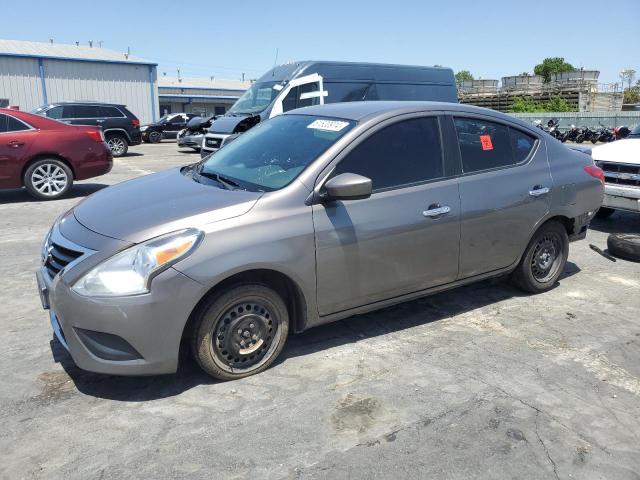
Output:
[630, 125, 640, 137]
[227, 81, 283, 115]
[31, 106, 48, 114]
[197, 115, 355, 191]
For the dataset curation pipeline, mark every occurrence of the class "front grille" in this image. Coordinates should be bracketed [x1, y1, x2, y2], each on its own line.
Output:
[597, 161, 640, 188]
[45, 241, 83, 278]
[205, 137, 221, 148]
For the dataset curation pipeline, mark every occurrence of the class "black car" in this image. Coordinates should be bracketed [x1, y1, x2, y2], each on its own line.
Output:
[140, 113, 196, 143]
[32, 102, 142, 157]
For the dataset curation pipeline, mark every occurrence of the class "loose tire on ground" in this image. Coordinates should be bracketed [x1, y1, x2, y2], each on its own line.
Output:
[511, 220, 569, 293]
[106, 134, 128, 157]
[607, 234, 640, 262]
[191, 283, 289, 380]
[23, 158, 73, 200]
[595, 207, 615, 219]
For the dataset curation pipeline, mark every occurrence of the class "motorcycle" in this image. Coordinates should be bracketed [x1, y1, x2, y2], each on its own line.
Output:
[561, 124, 580, 143]
[546, 118, 563, 140]
[614, 126, 631, 140]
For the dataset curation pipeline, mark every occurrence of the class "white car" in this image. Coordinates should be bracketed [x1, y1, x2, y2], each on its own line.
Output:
[592, 124, 640, 217]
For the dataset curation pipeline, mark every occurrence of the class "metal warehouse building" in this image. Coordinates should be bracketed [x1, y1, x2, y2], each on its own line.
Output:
[157, 76, 251, 117]
[0, 39, 159, 123]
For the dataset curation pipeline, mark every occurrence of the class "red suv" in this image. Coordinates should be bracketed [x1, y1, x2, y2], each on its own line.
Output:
[0, 108, 112, 200]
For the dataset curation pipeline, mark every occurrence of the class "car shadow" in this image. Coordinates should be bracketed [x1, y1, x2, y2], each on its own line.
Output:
[53, 264, 580, 402]
[590, 211, 640, 235]
[122, 152, 144, 157]
[0, 183, 108, 204]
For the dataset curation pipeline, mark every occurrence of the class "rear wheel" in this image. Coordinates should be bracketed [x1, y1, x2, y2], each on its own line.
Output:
[192, 284, 289, 380]
[106, 134, 128, 157]
[23, 159, 73, 200]
[511, 220, 569, 293]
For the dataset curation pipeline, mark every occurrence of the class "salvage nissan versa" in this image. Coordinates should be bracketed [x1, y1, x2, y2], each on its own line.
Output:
[37, 102, 604, 380]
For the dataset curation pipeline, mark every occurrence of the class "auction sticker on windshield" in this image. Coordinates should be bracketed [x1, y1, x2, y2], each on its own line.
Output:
[307, 119, 350, 132]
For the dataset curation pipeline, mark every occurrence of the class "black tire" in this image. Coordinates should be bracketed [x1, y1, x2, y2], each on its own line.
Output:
[576, 135, 584, 143]
[148, 131, 162, 143]
[106, 134, 128, 157]
[511, 220, 569, 293]
[595, 207, 615, 219]
[23, 159, 73, 200]
[191, 284, 289, 380]
[607, 234, 640, 262]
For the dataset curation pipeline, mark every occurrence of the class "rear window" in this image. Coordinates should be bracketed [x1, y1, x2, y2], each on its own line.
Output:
[454, 118, 536, 173]
[98, 106, 124, 118]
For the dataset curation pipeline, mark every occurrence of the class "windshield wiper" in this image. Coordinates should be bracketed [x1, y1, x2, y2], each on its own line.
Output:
[197, 169, 241, 190]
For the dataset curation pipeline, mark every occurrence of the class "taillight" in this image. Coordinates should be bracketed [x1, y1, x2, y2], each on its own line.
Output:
[131, 118, 140, 127]
[85, 129, 104, 142]
[584, 164, 605, 186]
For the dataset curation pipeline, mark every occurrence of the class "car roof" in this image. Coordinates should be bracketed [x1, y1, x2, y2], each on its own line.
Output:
[286, 101, 537, 131]
[45, 101, 126, 107]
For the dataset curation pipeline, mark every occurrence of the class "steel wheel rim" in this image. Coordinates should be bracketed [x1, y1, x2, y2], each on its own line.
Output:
[210, 301, 282, 373]
[108, 137, 126, 155]
[531, 232, 562, 282]
[31, 164, 68, 196]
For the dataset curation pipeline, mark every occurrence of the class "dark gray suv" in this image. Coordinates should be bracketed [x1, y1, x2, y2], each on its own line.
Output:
[33, 102, 142, 157]
[36, 102, 604, 380]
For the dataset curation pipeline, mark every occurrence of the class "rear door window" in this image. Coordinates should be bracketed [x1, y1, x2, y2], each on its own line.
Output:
[45, 106, 64, 119]
[98, 106, 124, 118]
[6, 115, 30, 132]
[73, 105, 101, 118]
[510, 128, 537, 163]
[334, 116, 444, 191]
[453, 118, 514, 173]
[0, 114, 7, 133]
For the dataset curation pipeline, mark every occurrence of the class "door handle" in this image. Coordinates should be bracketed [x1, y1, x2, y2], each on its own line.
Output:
[96, 120, 104, 124]
[7, 141, 24, 148]
[529, 186, 550, 197]
[422, 204, 451, 218]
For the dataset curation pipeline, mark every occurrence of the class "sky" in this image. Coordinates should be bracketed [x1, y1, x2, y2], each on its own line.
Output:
[2, 0, 638, 86]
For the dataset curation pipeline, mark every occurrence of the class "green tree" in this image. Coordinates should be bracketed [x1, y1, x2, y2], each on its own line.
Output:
[510, 95, 576, 113]
[620, 68, 637, 90]
[455, 70, 474, 83]
[624, 80, 640, 104]
[544, 96, 576, 112]
[534, 57, 575, 83]
[510, 96, 544, 113]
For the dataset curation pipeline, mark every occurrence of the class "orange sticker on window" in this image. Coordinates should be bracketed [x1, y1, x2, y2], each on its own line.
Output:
[480, 134, 493, 151]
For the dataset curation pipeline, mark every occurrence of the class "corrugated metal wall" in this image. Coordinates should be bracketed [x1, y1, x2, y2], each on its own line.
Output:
[0, 56, 43, 108]
[44, 59, 157, 123]
[0, 56, 158, 123]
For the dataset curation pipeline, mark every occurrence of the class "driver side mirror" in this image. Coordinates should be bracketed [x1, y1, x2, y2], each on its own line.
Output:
[322, 173, 372, 201]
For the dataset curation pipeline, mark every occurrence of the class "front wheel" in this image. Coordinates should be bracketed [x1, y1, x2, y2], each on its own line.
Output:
[191, 284, 289, 380]
[106, 134, 128, 157]
[511, 221, 569, 293]
[148, 131, 162, 143]
[23, 159, 73, 200]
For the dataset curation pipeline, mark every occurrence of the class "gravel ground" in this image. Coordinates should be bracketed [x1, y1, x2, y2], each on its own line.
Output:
[1, 141, 639, 480]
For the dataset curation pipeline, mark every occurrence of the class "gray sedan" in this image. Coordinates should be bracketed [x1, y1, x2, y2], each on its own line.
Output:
[36, 101, 604, 380]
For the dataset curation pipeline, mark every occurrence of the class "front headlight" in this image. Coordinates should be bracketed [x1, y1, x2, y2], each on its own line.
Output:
[140, 125, 148, 132]
[72, 229, 202, 297]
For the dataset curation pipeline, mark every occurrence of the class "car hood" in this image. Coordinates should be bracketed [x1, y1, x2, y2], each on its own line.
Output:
[591, 138, 640, 164]
[73, 167, 262, 243]
[208, 114, 258, 134]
